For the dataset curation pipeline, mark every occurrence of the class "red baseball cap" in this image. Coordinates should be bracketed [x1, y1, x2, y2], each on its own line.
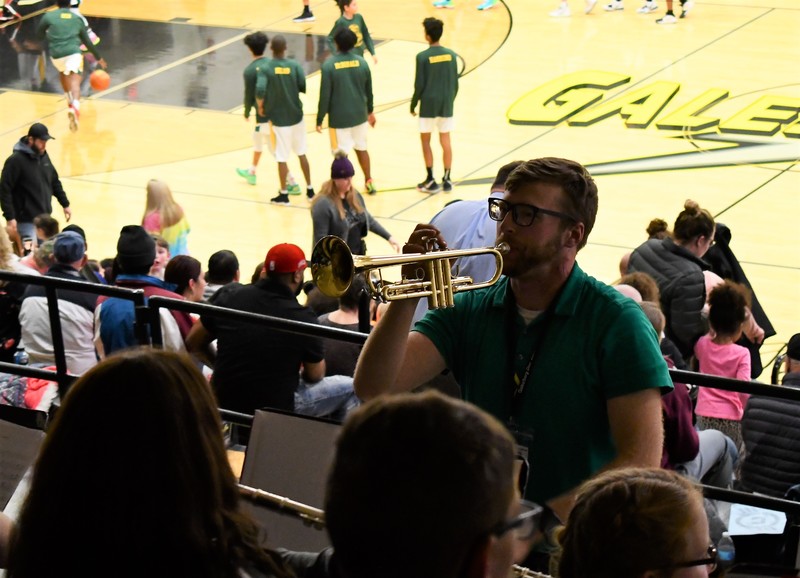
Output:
[265, 243, 307, 273]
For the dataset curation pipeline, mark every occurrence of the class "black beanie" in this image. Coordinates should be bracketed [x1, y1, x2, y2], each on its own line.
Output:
[116, 225, 156, 273]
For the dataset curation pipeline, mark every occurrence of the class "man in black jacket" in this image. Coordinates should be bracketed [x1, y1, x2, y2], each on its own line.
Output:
[0, 123, 72, 251]
[740, 333, 800, 498]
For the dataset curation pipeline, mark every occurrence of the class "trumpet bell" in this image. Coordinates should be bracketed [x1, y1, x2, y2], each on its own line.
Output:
[311, 236, 354, 298]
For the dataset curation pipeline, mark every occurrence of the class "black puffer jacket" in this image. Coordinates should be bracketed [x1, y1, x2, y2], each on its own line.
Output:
[627, 237, 709, 358]
[740, 372, 800, 498]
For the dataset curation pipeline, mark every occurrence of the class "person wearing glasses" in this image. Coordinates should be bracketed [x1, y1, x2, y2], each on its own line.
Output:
[628, 199, 717, 360]
[354, 157, 670, 544]
[321, 390, 537, 578]
[558, 467, 720, 578]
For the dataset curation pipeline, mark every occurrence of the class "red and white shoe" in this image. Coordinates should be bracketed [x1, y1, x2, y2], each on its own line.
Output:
[67, 106, 80, 132]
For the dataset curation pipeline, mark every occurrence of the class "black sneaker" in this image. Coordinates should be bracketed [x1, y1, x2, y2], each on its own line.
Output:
[307, 187, 315, 201]
[416, 178, 440, 193]
[270, 192, 290, 204]
[292, 9, 315, 22]
[442, 178, 453, 193]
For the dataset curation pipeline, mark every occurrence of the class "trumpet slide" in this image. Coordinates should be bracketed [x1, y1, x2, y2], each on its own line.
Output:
[310, 235, 509, 309]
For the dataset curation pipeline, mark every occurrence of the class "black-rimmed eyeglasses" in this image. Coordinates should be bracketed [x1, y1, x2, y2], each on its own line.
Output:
[488, 198, 576, 227]
[662, 545, 719, 573]
[490, 500, 543, 541]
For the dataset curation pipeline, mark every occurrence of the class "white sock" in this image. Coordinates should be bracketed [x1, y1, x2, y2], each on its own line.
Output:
[72, 99, 80, 110]
[249, 166, 256, 174]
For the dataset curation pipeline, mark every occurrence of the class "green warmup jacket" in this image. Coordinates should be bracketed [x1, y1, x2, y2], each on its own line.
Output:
[317, 52, 373, 129]
[242, 56, 269, 123]
[411, 45, 459, 118]
[326, 14, 375, 58]
[37, 8, 101, 60]
[255, 57, 306, 127]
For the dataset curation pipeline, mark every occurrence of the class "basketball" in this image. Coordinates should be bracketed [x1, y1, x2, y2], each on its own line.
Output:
[89, 69, 110, 91]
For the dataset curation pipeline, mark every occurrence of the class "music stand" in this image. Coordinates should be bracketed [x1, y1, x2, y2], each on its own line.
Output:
[240, 408, 340, 551]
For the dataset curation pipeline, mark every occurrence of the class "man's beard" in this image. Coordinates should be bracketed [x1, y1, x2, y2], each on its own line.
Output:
[501, 234, 563, 278]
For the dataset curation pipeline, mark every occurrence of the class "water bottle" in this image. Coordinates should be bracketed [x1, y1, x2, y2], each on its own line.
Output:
[14, 350, 29, 365]
[717, 531, 736, 567]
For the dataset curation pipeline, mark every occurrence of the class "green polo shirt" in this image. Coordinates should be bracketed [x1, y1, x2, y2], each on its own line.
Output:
[414, 263, 671, 503]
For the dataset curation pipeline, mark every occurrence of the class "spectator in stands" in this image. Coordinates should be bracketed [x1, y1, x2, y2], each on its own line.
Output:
[0, 227, 27, 362]
[95, 226, 192, 357]
[6, 348, 296, 578]
[204, 249, 240, 302]
[32, 213, 58, 242]
[355, 157, 670, 529]
[165, 255, 206, 303]
[324, 390, 531, 578]
[141, 178, 190, 256]
[740, 333, 800, 498]
[62, 224, 105, 283]
[640, 301, 734, 489]
[628, 200, 715, 359]
[619, 271, 687, 369]
[19, 231, 97, 375]
[413, 160, 523, 323]
[694, 281, 751, 452]
[318, 273, 368, 377]
[619, 217, 671, 277]
[14, 239, 54, 275]
[558, 468, 716, 578]
[148, 234, 170, 280]
[186, 243, 358, 427]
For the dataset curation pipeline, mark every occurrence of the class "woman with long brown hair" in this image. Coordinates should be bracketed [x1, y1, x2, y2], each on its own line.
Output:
[7, 349, 294, 578]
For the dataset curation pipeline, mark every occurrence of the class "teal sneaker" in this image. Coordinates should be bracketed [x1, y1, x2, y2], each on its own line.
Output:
[433, 0, 454, 7]
[287, 182, 302, 195]
[236, 168, 256, 186]
[365, 179, 377, 195]
[477, 0, 498, 9]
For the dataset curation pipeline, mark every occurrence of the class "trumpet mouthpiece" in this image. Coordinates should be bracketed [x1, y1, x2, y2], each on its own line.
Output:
[496, 242, 510, 254]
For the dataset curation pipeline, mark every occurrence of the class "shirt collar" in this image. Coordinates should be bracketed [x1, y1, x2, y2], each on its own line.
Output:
[492, 262, 585, 317]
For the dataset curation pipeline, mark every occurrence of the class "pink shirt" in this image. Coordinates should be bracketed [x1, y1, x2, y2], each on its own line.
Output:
[694, 334, 751, 420]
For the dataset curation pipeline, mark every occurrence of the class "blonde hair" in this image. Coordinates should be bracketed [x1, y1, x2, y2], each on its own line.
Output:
[310, 156, 365, 220]
[143, 179, 184, 229]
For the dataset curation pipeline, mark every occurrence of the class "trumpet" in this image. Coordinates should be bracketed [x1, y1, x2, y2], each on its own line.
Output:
[237, 484, 549, 578]
[310, 235, 509, 309]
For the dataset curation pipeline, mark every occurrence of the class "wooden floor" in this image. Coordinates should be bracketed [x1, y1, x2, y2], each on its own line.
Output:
[1, 0, 797, 377]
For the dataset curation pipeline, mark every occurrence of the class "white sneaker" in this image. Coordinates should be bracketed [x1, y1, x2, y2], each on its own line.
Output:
[550, 4, 571, 16]
[585, 0, 597, 12]
[680, 0, 693, 17]
[603, 1, 623, 10]
[656, 13, 677, 23]
[636, 1, 657, 12]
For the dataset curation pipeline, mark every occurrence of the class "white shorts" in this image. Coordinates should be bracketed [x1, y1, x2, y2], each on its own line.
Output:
[270, 120, 308, 162]
[329, 122, 369, 152]
[419, 116, 454, 134]
[50, 53, 83, 75]
[253, 123, 276, 156]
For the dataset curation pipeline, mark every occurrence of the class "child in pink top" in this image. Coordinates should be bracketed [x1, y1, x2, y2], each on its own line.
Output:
[694, 281, 751, 451]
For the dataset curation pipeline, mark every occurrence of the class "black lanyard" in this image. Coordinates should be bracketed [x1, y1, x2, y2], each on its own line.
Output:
[505, 286, 562, 421]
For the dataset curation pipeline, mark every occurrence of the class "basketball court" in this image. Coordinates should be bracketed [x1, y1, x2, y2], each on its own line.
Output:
[0, 0, 797, 376]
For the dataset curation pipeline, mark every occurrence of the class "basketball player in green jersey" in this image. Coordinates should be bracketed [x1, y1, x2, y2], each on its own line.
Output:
[326, 0, 377, 64]
[37, 0, 107, 132]
[411, 17, 459, 194]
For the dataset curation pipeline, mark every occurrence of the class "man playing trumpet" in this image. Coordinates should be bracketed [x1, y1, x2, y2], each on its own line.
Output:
[354, 157, 671, 531]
